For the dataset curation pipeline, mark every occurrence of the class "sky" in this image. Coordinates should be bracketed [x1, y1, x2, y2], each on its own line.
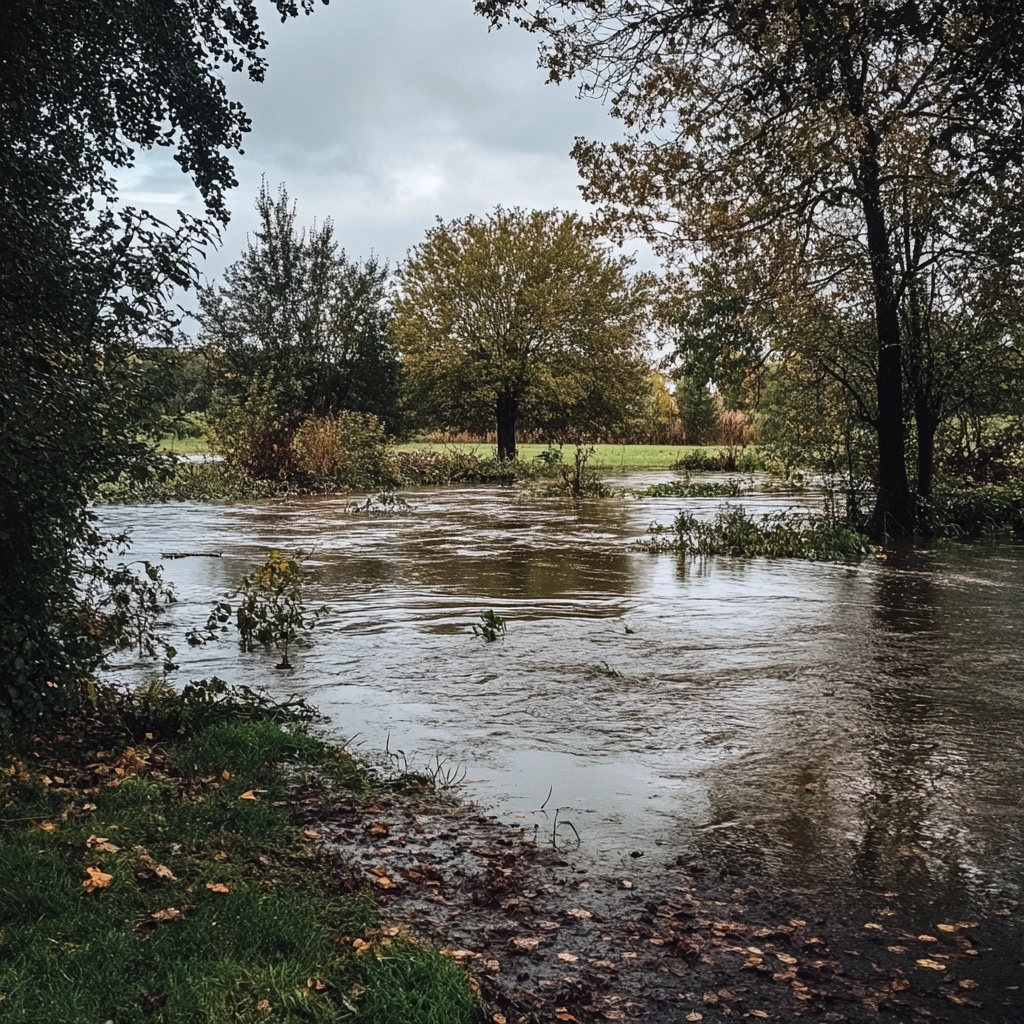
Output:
[122, 0, 648, 310]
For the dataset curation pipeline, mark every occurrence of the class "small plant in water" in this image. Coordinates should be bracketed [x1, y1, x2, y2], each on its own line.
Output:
[472, 609, 506, 642]
[202, 551, 326, 669]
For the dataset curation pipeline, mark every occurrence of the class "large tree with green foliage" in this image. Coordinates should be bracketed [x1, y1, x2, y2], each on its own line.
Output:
[0, 0, 324, 726]
[395, 207, 652, 459]
[478, 0, 1024, 536]
[198, 183, 402, 431]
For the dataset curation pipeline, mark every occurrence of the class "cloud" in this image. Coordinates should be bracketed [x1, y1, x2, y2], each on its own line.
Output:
[121, 0, 653, 307]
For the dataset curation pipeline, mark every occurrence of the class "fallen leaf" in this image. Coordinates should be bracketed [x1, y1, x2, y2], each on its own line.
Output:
[374, 874, 395, 889]
[151, 907, 182, 922]
[557, 952, 579, 963]
[891, 978, 910, 992]
[567, 907, 592, 919]
[221, 770, 231, 780]
[916, 959, 946, 970]
[620, 880, 634, 889]
[39, 822, 57, 833]
[367, 822, 389, 835]
[936, 923, 956, 933]
[239, 790, 258, 801]
[352, 938, 371, 953]
[153, 864, 176, 881]
[863, 922, 884, 931]
[87, 835, 121, 853]
[686, 1014, 704, 1022]
[82, 866, 112, 892]
[958, 979, 978, 990]
[205, 882, 229, 894]
[554, 1009, 578, 1022]
[213, 851, 229, 862]
[303, 830, 318, 839]
[256, 999, 271, 1014]
[954, 921, 978, 929]
[492, 1016, 507, 1024]
[443, 948, 479, 961]
[750, 1013, 770, 1020]
[484, 959, 500, 972]
[887, 945, 909, 954]
[306, 976, 327, 994]
[82, 803, 97, 812]
[918, 934, 938, 943]
[776, 953, 797, 965]
[512, 937, 540, 950]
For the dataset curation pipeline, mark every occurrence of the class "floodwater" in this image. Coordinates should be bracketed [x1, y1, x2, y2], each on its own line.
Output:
[100, 473, 1024, 928]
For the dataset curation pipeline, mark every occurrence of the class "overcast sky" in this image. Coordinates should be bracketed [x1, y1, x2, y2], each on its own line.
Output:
[123, 0, 648, 308]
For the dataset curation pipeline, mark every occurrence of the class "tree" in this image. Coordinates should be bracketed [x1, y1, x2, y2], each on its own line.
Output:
[198, 183, 402, 431]
[477, 0, 1024, 536]
[394, 207, 652, 459]
[0, 0, 324, 725]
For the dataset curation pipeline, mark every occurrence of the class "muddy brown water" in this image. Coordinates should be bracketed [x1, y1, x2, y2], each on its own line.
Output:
[100, 473, 1024, 938]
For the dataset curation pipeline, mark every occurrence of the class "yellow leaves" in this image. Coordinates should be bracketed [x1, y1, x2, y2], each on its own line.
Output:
[38, 821, 57, 833]
[936, 923, 956, 933]
[373, 873, 395, 889]
[205, 882, 230, 894]
[916, 958, 947, 970]
[82, 866, 113, 892]
[352, 938, 371, 954]
[239, 790, 259, 801]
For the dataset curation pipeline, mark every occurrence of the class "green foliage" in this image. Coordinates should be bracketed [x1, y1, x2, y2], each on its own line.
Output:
[207, 378, 301, 480]
[921, 484, 1024, 538]
[1, 0, 326, 724]
[199, 182, 402, 431]
[641, 506, 873, 561]
[633, 478, 748, 499]
[472, 610, 507, 642]
[204, 552, 327, 670]
[395, 206, 652, 459]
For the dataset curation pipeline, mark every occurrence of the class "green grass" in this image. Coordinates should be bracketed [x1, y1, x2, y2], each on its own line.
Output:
[156, 433, 212, 456]
[0, 711, 479, 1024]
[394, 441, 731, 469]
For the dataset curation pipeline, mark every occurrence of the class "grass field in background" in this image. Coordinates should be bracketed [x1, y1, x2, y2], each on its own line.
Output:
[393, 442, 712, 469]
[158, 435, 716, 469]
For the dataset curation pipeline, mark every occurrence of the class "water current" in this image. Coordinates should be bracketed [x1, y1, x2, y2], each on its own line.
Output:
[99, 472, 1024, 928]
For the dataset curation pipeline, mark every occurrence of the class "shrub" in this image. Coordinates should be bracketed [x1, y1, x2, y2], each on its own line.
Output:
[207, 382, 298, 480]
[291, 410, 393, 488]
[639, 505, 873, 561]
[922, 484, 1024, 537]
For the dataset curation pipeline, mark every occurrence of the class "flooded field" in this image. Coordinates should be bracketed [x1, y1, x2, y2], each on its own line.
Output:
[100, 474, 1024, 932]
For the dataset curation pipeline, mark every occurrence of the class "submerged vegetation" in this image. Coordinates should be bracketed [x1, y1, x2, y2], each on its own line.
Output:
[639, 506, 874, 562]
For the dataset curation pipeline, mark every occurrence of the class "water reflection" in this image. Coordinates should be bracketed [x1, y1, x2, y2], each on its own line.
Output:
[100, 478, 1024, 925]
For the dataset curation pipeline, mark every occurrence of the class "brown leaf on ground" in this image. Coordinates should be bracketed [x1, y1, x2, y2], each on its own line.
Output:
[38, 822, 57, 833]
[256, 999, 271, 1014]
[554, 1009, 578, 1022]
[366, 822, 389, 835]
[352, 938, 371, 953]
[82, 866, 112, 892]
[567, 907, 592, 919]
[205, 882, 229, 894]
[306, 976, 327, 993]
[557, 952, 579, 963]
[151, 907, 182, 922]
[916, 958, 946, 970]
[958, 979, 978, 989]
[239, 790, 258, 800]
[512, 937, 540, 950]
[863, 922, 884, 931]
[918, 934, 938, 942]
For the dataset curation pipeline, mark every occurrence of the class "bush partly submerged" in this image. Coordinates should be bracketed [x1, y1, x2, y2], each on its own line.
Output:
[639, 505, 874, 561]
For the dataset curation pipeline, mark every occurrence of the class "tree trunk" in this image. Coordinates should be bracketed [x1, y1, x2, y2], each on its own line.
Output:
[915, 401, 939, 502]
[496, 393, 518, 461]
[859, 141, 915, 539]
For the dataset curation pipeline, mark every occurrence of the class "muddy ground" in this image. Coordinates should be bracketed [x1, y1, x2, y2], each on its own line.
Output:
[304, 793, 1024, 1024]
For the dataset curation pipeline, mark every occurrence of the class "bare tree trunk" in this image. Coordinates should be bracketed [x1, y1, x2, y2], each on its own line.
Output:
[496, 393, 518, 461]
[859, 142, 915, 539]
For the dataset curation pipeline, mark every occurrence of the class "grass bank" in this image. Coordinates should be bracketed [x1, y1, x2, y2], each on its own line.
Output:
[0, 687, 480, 1024]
